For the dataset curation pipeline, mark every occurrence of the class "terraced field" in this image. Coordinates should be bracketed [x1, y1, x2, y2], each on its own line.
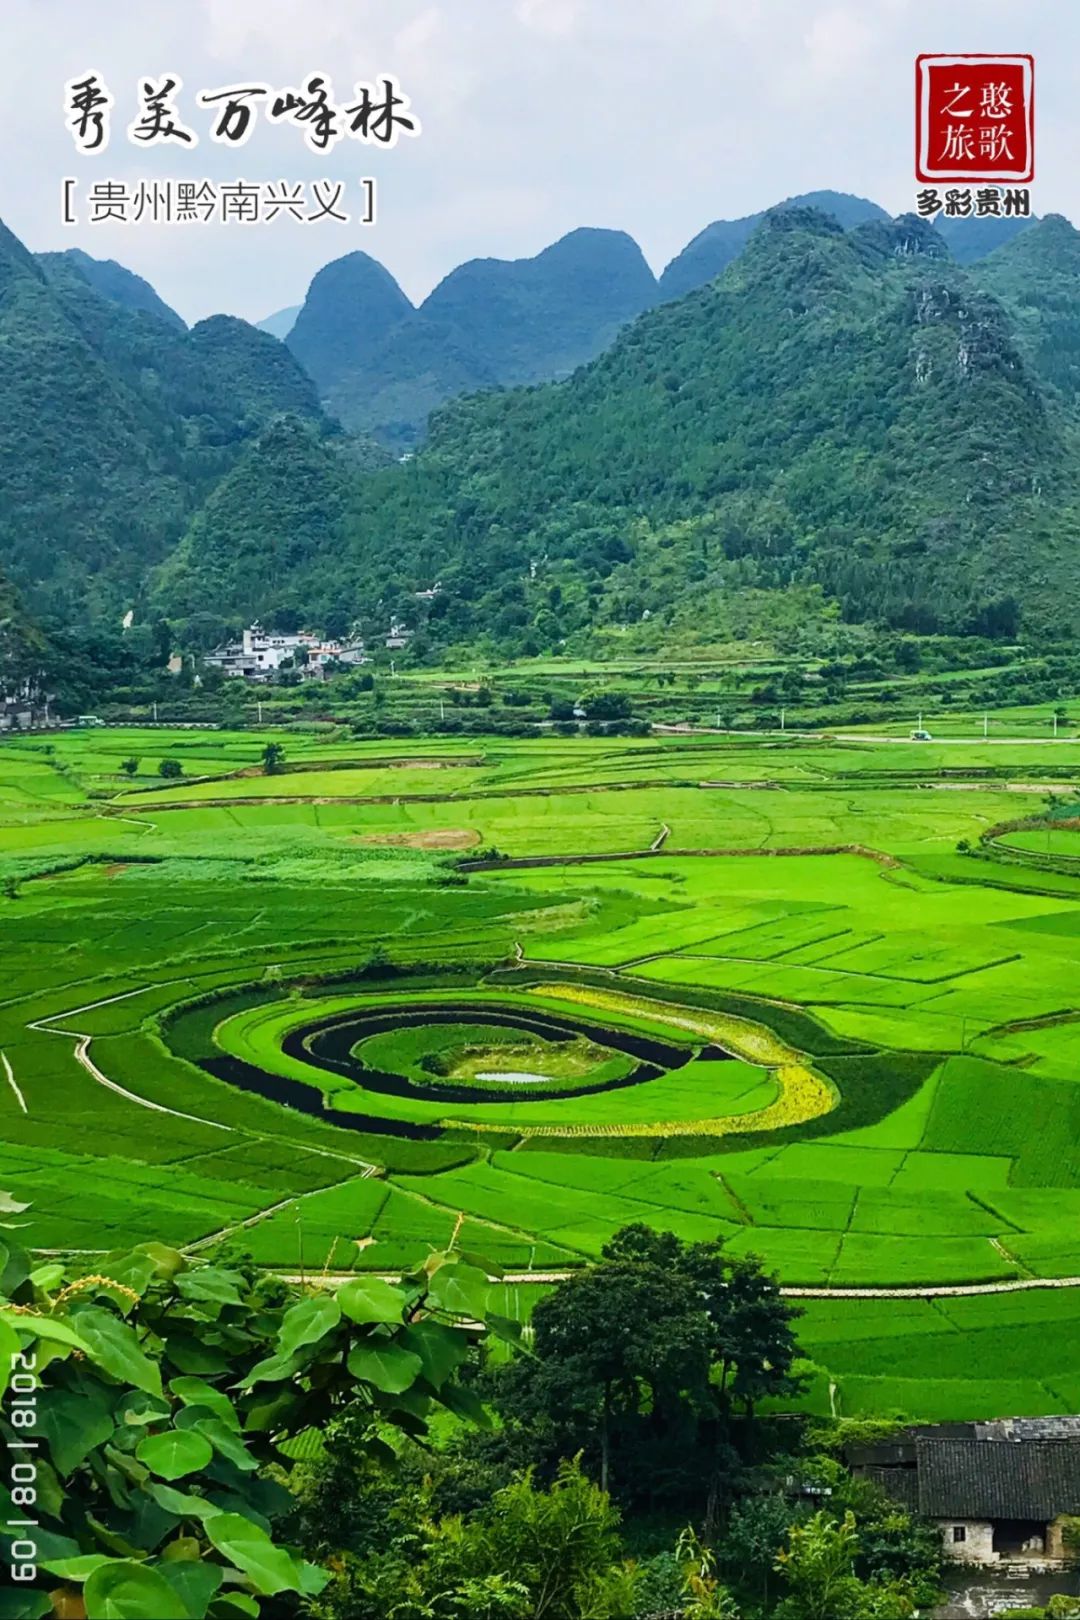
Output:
[6, 722, 1080, 1418]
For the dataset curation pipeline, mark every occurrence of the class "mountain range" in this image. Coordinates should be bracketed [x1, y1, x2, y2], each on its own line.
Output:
[158, 207, 1080, 648]
[0, 189, 1072, 667]
[257, 190, 1037, 449]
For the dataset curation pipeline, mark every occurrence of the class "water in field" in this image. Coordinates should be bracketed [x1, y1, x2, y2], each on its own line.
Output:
[476, 1070, 551, 1084]
[932, 1564, 1080, 1616]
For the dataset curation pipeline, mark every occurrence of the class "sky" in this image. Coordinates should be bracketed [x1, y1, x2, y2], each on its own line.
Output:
[3, 0, 1075, 325]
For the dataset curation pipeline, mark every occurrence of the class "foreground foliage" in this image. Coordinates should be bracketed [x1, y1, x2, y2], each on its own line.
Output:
[0, 1193, 503, 1619]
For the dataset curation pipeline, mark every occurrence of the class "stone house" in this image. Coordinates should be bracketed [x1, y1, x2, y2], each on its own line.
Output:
[849, 1418, 1080, 1565]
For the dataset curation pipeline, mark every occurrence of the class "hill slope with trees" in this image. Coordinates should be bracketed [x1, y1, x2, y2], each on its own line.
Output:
[160, 208, 1080, 651]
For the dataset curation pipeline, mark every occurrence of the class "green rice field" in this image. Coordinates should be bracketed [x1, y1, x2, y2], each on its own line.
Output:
[6, 720, 1080, 1419]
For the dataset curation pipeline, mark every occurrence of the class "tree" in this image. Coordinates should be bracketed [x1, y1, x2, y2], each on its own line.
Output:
[434, 1460, 637, 1620]
[491, 1223, 801, 1509]
[120, 756, 139, 776]
[0, 1191, 505, 1620]
[158, 757, 183, 778]
[720, 1494, 804, 1610]
[261, 741, 285, 775]
[579, 687, 632, 721]
[600, 1225, 803, 1518]
[494, 1248, 712, 1498]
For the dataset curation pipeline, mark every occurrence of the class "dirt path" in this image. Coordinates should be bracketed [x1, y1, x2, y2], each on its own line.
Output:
[269, 1269, 1080, 1299]
[1, 1052, 26, 1114]
[26, 986, 376, 1173]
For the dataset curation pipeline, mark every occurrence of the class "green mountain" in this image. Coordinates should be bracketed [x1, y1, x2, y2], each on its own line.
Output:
[185, 315, 324, 430]
[285, 252, 415, 396]
[934, 213, 1036, 264]
[0, 219, 191, 622]
[0, 216, 329, 623]
[257, 304, 301, 340]
[155, 416, 353, 633]
[658, 190, 889, 301]
[286, 230, 658, 448]
[327, 315, 497, 452]
[161, 208, 1078, 647]
[418, 228, 657, 385]
[36, 246, 186, 330]
[0, 568, 49, 691]
[970, 214, 1080, 403]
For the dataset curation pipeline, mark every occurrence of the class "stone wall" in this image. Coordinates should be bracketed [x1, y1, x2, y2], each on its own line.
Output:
[938, 1519, 996, 1563]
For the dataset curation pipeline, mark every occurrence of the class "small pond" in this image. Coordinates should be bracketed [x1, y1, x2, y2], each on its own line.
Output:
[475, 1070, 551, 1084]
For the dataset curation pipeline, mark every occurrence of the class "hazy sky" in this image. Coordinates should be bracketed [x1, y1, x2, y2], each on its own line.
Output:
[4, 0, 1073, 324]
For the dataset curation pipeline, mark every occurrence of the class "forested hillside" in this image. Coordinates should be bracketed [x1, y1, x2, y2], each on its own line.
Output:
[159, 208, 1080, 650]
[0, 217, 329, 625]
[285, 228, 659, 446]
[657, 188, 888, 300]
[9, 197, 1080, 657]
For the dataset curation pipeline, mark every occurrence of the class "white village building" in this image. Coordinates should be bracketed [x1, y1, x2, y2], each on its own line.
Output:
[203, 624, 367, 682]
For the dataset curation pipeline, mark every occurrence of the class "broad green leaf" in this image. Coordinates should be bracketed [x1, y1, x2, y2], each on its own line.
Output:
[456, 1247, 505, 1279]
[193, 1415, 257, 1473]
[26, 1453, 64, 1520]
[146, 1482, 222, 1523]
[347, 1339, 423, 1395]
[276, 1293, 341, 1357]
[204, 1512, 306, 1596]
[84, 1560, 189, 1619]
[169, 1376, 240, 1430]
[175, 1402, 222, 1431]
[29, 1261, 65, 1291]
[487, 1313, 524, 1344]
[175, 1268, 244, 1305]
[242, 1387, 301, 1432]
[337, 1275, 406, 1326]
[160, 1536, 202, 1562]
[437, 1381, 492, 1428]
[68, 1305, 163, 1397]
[37, 1385, 117, 1473]
[0, 1239, 30, 1298]
[0, 1316, 18, 1398]
[299, 1560, 332, 1596]
[137, 1429, 214, 1480]
[398, 1320, 471, 1389]
[163, 1331, 231, 1376]
[40, 1553, 112, 1580]
[85, 1516, 143, 1559]
[424, 1260, 491, 1319]
[0, 1591, 51, 1619]
[127, 1241, 186, 1282]
[0, 1311, 89, 1353]
[156, 1557, 224, 1618]
[207, 1595, 259, 1619]
[238, 1348, 303, 1389]
[103, 1440, 150, 1486]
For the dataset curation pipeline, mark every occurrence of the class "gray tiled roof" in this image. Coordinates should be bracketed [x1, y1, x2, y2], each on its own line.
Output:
[916, 1438, 1080, 1521]
[863, 1464, 920, 1512]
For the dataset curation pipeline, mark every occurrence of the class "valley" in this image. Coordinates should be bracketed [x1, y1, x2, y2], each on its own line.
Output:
[7, 717, 1080, 1425]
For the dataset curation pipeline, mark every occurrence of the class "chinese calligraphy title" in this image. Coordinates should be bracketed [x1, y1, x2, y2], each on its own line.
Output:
[65, 72, 420, 154]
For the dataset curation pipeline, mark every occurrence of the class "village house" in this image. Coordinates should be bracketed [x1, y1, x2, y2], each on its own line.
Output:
[202, 624, 367, 681]
[849, 1417, 1080, 1566]
[385, 617, 412, 650]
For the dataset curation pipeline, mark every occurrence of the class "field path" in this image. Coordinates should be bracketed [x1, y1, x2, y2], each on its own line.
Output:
[271, 1269, 1080, 1300]
[26, 986, 377, 1173]
[1, 1053, 26, 1114]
